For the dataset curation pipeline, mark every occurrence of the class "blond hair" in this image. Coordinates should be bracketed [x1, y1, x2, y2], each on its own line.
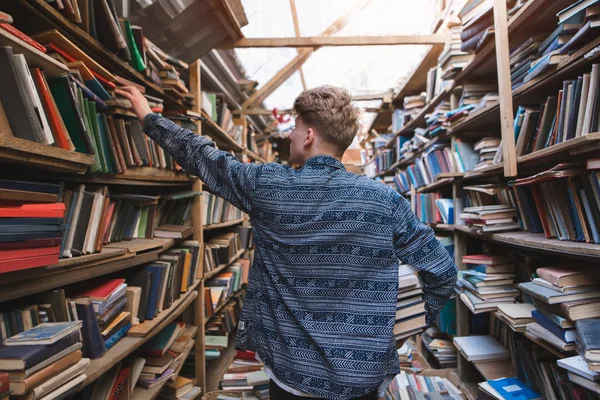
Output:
[293, 85, 360, 155]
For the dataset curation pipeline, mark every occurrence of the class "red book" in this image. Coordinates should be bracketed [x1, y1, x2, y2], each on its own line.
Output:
[462, 254, 509, 265]
[0, 203, 65, 218]
[31, 68, 71, 150]
[235, 350, 257, 361]
[77, 278, 125, 301]
[0, 23, 47, 53]
[0, 253, 59, 274]
[0, 238, 61, 251]
[0, 245, 60, 262]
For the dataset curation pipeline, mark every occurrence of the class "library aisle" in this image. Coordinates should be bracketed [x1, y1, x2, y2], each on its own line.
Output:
[1, 0, 600, 400]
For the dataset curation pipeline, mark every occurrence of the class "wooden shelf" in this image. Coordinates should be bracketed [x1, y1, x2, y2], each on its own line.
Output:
[430, 224, 455, 232]
[128, 281, 200, 337]
[64, 168, 195, 186]
[206, 331, 238, 392]
[0, 24, 67, 77]
[13, 0, 186, 108]
[417, 177, 454, 193]
[83, 288, 199, 389]
[455, 225, 600, 259]
[203, 249, 246, 280]
[0, 135, 95, 174]
[0, 237, 188, 302]
[463, 163, 504, 181]
[206, 287, 246, 325]
[517, 132, 600, 169]
[246, 150, 267, 164]
[204, 217, 247, 231]
[201, 112, 244, 152]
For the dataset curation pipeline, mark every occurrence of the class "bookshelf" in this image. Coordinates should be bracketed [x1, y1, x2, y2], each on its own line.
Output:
[0, 2, 260, 397]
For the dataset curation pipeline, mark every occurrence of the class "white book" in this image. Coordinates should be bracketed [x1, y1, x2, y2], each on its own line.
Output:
[83, 192, 103, 255]
[582, 64, 600, 135]
[452, 335, 509, 361]
[576, 73, 591, 137]
[39, 373, 87, 400]
[12, 54, 54, 145]
[568, 371, 600, 393]
[33, 358, 89, 399]
[558, 356, 600, 382]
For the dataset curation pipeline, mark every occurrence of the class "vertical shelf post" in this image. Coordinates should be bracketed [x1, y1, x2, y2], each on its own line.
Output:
[493, 0, 517, 177]
[189, 59, 206, 392]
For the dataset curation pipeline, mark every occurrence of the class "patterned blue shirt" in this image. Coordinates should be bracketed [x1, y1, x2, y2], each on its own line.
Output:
[144, 114, 457, 400]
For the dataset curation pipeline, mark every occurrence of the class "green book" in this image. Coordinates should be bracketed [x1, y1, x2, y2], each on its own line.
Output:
[98, 115, 117, 174]
[205, 93, 217, 121]
[137, 207, 149, 239]
[163, 191, 202, 200]
[77, 88, 101, 173]
[86, 100, 108, 173]
[122, 18, 146, 72]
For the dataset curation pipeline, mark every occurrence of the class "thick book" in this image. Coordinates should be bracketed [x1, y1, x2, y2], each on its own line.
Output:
[73, 298, 106, 359]
[452, 335, 509, 361]
[576, 319, 600, 362]
[518, 281, 600, 304]
[0, 331, 79, 370]
[25, 358, 89, 400]
[536, 266, 596, 287]
[4, 322, 81, 346]
[127, 270, 153, 323]
[531, 310, 576, 343]
[558, 356, 600, 381]
[144, 264, 167, 320]
[0, 46, 46, 144]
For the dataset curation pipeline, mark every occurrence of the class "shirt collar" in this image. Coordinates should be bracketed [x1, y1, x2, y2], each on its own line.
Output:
[304, 155, 346, 170]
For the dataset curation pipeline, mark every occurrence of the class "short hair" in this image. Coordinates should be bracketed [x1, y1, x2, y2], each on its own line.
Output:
[293, 85, 360, 155]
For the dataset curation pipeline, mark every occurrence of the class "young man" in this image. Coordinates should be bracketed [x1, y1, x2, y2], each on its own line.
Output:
[116, 85, 457, 400]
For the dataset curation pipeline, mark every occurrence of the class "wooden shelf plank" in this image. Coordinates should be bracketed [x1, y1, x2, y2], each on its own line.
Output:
[430, 224, 455, 232]
[206, 331, 238, 392]
[0, 135, 94, 174]
[517, 132, 600, 167]
[201, 112, 244, 152]
[0, 26, 67, 77]
[463, 163, 504, 180]
[204, 218, 247, 231]
[104, 238, 177, 254]
[128, 282, 200, 337]
[203, 249, 246, 280]
[455, 225, 600, 258]
[417, 177, 454, 193]
[84, 288, 199, 387]
[246, 150, 267, 164]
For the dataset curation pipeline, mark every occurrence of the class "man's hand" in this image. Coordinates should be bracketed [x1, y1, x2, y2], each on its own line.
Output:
[114, 86, 153, 123]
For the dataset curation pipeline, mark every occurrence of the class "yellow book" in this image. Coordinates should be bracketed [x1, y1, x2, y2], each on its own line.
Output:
[180, 251, 192, 293]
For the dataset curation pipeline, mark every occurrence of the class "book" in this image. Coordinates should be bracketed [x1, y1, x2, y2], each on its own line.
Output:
[558, 356, 600, 381]
[576, 319, 600, 362]
[3, 322, 82, 346]
[536, 266, 595, 287]
[486, 378, 542, 400]
[23, 357, 89, 400]
[164, 376, 194, 398]
[452, 335, 509, 361]
[518, 281, 600, 304]
[0, 331, 80, 370]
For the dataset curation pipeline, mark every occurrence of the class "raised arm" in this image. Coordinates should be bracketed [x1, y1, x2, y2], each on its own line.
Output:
[116, 86, 262, 214]
[391, 192, 457, 325]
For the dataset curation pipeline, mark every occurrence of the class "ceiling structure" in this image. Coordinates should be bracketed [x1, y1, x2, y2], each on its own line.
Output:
[233, 0, 439, 134]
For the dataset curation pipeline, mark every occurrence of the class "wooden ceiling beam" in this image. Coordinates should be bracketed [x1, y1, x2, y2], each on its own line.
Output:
[241, 0, 374, 109]
[289, 0, 308, 91]
[225, 34, 448, 48]
[233, 107, 390, 116]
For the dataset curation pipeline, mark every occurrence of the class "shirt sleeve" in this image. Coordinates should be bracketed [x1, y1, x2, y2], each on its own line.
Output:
[391, 192, 457, 325]
[143, 113, 262, 214]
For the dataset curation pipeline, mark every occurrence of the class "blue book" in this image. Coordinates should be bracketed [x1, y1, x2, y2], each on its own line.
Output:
[104, 322, 131, 350]
[0, 331, 80, 369]
[487, 378, 542, 400]
[531, 310, 577, 343]
[0, 179, 60, 194]
[144, 264, 167, 320]
[564, 182, 585, 241]
[0, 218, 63, 226]
[4, 322, 82, 346]
[0, 225, 64, 234]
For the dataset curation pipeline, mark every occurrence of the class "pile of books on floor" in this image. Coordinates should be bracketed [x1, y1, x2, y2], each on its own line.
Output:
[473, 137, 501, 170]
[460, 184, 520, 233]
[421, 328, 457, 368]
[385, 370, 463, 400]
[495, 303, 535, 332]
[0, 179, 64, 273]
[458, 0, 494, 54]
[478, 377, 541, 400]
[510, 162, 600, 243]
[519, 266, 600, 354]
[0, 321, 88, 399]
[456, 254, 519, 314]
[397, 340, 415, 368]
[395, 264, 426, 341]
[218, 351, 269, 399]
[203, 192, 245, 227]
[438, 25, 473, 79]
[204, 232, 247, 274]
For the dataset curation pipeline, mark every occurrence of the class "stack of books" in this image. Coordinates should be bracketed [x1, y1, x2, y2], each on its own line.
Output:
[510, 162, 600, 243]
[438, 25, 474, 79]
[218, 351, 269, 399]
[205, 261, 248, 319]
[458, 0, 494, 54]
[204, 233, 245, 274]
[576, 320, 600, 374]
[558, 355, 600, 395]
[461, 184, 520, 233]
[203, 192, 245, 227]
[160, 376, 202, 400]
[473, 137, 501, 169]
[495, 303, 535, 332]
[0, 179, 64, 274]
[478, 377, 541, 400]
[459, 83, 498, 108]
[509, 35, 548, 90]
[0, 321, 88, 399]
[444, 104, 475, 128]
[425, 100, 452, 137]
[386, 370, 463, 400]
[457, 255, 519, 314]
[395, 264, 426, 341]
[421, 328, 457, 368]
[518, 266, 600, 353]
[403, 95, 426, 120]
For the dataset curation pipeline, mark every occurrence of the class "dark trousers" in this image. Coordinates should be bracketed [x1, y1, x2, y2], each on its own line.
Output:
[269, 380, 378, 400]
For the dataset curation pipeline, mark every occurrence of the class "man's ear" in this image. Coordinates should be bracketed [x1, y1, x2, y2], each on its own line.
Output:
[304, 127, 315, 146]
